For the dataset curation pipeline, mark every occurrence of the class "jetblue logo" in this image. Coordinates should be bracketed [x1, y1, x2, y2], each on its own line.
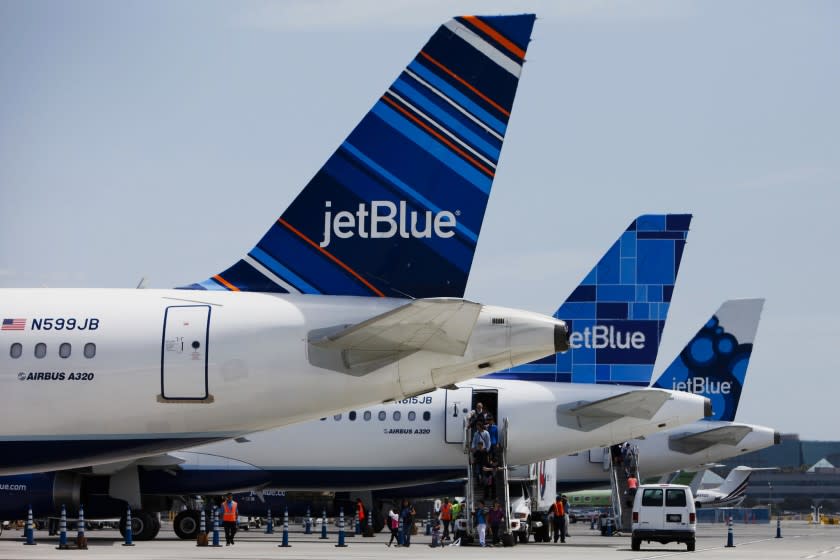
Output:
[320, 201, 457, 248]
[569, 325, 646, 350]
[672, 377, 731, 395]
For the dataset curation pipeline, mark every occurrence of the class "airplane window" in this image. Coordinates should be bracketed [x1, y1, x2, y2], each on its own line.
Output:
[333, 413, 342, 421]
[363, 411, 372, 421]
[320, 418, 326, 421]
[408, 411, 416, 421]
[393, 411, 401, 421]
[349, 411, 357, 421]
[9, 343, 22, 359]
[34, 342, 47, 359]
[83, 343, 96, 359]
[423, 411, 431, 421]
[378, 411, 386, 421]
[59, 343, 71, 359]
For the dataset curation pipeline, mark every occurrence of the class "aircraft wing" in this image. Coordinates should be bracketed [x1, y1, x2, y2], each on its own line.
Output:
[668, 425, 754, 454]
[90, 454, 186, 475]
[308, 299, 482, 375]
[556, 389, 672, 432]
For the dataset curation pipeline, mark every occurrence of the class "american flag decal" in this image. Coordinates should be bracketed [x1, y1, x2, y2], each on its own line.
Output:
[2, 318, 26, 331]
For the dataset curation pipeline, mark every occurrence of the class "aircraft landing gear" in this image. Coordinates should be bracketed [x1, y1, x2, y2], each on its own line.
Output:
[173, 510, 214, 540]
[119, 510, 160, 541]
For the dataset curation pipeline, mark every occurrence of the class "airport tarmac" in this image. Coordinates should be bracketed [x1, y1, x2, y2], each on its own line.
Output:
[0, 521, 837, 559]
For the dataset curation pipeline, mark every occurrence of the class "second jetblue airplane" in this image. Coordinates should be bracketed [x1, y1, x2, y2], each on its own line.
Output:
[0, 14, 571, 475]
[555, 299, 778, 490]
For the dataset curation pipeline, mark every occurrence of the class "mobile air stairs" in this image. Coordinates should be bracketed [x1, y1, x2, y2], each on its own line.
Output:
[607, 444, 640, 534]
[455, 417, 516, 546]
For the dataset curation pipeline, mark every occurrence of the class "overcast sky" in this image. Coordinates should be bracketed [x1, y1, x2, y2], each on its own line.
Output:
[1, 1, 838, 440]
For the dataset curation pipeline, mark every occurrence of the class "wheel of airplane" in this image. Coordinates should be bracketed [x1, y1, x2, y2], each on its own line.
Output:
[371, 508, 385, 533]
[150, 515, 161, 539]
[173, 510, 201, 540]
[119, 509, 157, 541]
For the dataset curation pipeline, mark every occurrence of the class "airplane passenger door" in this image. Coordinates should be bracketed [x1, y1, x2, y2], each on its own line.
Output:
[160, 305, 210, 401]
[444, 387, 473, 443]
[588, 448, 607, 464]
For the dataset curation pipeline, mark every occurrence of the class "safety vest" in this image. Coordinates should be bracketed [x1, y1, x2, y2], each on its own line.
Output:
[357, 502, 365, 521]
[451, 502, 461, 519]
[628, 477, 638, 489]
[222, 500, 238, 522]
[552, 500, 565, 516]
[440, 503, 452, 521]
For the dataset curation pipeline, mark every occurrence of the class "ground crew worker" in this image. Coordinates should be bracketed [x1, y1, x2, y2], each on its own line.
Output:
[356, 498, 366, 528]
[439, 497, 452, 541]
[451, 498, 462, 522]
[549, 494, 566, 543]
[221, 493, 239, 546]
[626, 474, 639, 507]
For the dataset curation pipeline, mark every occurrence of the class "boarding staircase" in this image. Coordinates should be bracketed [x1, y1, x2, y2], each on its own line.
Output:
[608, 445, 640, 532]
[461, 418, 513, 543]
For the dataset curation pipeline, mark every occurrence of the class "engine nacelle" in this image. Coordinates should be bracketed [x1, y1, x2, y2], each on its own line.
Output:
[0, 472, 81, 519]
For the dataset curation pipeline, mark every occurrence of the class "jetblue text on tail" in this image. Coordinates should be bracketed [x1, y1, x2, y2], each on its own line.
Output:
[320, 201, 457, 247]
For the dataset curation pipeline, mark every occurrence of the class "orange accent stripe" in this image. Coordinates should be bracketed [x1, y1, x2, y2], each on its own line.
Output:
[213, 274, 240, 291]
[419, 51, 510, 118]
[462, 15, 526, 61]
[381, 95, 495, 177]
[277, 218, 386, 298]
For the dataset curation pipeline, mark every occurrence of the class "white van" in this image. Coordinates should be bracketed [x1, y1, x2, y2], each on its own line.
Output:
[631, 484, 696, 552]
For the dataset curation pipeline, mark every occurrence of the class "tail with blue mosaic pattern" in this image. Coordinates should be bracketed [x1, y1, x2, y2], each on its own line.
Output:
[180, 15, 536, 298]
[488, 214, 691, 385]
[652, 299, 764, 422]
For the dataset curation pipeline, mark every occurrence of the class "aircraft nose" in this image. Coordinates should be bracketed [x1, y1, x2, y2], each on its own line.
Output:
[704, 397, 713, 418]
[554, 322, 570, 353]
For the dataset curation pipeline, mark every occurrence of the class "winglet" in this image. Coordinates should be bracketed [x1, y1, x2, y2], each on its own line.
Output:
[653, 298, 764, 421]
[180, 15, 537, 299]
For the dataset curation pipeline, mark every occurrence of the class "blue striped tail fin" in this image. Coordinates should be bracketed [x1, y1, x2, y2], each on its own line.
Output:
[180, 14, 537, 298]
[652, 298, 764, 421]
[489, 214, 691, 384]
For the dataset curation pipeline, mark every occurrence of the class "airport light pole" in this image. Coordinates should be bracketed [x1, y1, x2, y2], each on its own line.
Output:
[768, 482, 773, 516]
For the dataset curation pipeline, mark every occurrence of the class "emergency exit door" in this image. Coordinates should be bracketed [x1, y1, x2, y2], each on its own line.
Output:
[161, 305, 210, 400]
[444, 387, 473, 443]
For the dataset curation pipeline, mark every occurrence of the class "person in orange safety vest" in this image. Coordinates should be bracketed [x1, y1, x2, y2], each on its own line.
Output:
[439, 497, 453, 542]
[221, 493, 239, 546]
[356, 498, 366, 527]
[549, 494, 566, 543]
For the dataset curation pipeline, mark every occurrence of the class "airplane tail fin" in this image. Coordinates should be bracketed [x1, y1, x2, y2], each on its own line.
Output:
[652, 299, 765, 421]
[490, 214, 691, 384]
[181, 15, 536, 298]
[715, 466, 754, 501]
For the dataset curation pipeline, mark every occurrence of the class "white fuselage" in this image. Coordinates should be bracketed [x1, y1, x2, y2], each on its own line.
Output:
[165, 379, 710, 491]
[554, 421, 777, 488]
[0, 289, 565, 474]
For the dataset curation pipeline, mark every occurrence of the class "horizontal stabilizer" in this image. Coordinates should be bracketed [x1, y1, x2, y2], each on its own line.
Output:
[309, 299, 481, 374]
[668, 425, 753, 454]
[555, 389, 672, 432]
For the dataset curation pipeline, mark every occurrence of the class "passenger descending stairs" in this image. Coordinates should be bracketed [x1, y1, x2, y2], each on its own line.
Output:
[608, 445, 640, 532]
[463, 418, 512, 542]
